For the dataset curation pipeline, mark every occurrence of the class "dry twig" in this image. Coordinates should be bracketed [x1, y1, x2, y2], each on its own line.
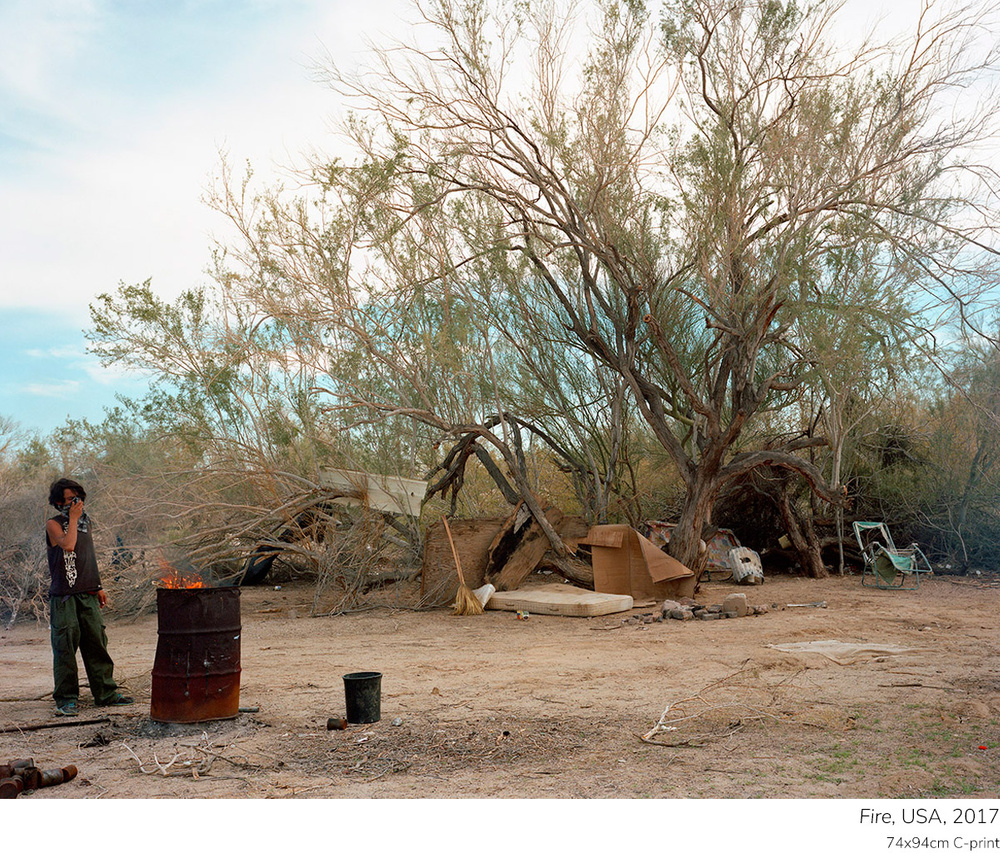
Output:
[641, 660, 803, 745]
[122, 741, 214, 778]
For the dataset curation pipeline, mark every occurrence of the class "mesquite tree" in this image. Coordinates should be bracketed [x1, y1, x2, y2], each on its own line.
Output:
[89, 0, 1000, 577]
[311, 0, 1000, 571]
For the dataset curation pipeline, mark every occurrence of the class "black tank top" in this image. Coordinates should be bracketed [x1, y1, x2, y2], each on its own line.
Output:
[47, 513, 102, 596]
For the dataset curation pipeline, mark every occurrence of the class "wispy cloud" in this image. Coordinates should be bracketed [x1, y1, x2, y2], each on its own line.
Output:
[0, 0, 99, 108]
[0, 0, 368, 316]
[23, 346, 87, 360]
[19, 379, 81, 399]
[80, 356, 147, 386]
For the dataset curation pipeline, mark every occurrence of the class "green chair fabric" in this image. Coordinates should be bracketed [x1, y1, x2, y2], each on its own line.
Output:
[853, 522, 931, 590]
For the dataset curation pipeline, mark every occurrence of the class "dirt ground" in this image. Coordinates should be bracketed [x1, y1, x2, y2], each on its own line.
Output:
[2, 571, 999, 800]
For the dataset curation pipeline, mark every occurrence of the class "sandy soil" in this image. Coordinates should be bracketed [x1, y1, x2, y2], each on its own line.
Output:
[2, 572, 999, 800]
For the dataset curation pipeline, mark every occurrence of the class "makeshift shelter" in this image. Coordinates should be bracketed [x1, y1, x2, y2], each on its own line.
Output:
[644, 521, 741, 576]
[419, 508, 593, 607]
[319, 468, 426, 517]
[420, 517, 504, 606]
[239, 469, 426, 586]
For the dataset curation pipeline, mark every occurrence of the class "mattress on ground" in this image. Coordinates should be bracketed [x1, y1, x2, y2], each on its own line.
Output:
[486, 583, 633, 617]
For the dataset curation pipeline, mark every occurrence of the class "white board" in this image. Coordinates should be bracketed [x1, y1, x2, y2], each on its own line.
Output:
[319, 468, 426, 516]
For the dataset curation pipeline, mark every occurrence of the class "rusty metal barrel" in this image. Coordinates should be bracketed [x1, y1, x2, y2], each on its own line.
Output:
[151, 587, 241, 723]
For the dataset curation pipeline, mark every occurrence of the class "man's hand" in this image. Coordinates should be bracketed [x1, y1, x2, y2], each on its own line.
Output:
[97, 589, 108, 608]
[68, 496, 84, 521]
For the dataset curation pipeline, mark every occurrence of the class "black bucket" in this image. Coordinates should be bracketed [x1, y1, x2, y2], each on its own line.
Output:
[343, 671, 382, 723]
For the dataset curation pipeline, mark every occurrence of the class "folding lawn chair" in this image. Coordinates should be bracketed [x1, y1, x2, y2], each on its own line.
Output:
[852, 521, 932, 590]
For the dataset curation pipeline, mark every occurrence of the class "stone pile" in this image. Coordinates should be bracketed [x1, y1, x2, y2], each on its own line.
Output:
[619, 592, 774, 625]
[660, 592, 769, 621]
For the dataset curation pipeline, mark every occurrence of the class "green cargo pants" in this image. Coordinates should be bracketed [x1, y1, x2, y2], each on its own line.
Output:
[50, 593, 119, 706]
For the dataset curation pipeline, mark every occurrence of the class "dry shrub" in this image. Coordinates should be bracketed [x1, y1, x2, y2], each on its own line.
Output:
[0, 539, 48, 629]
[0, 486, 50, 629]
[309, 509, 421, 615]
[102, 555, 162, 621]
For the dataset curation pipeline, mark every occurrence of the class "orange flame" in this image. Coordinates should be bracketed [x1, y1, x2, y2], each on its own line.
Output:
[158, 558, 205, 589]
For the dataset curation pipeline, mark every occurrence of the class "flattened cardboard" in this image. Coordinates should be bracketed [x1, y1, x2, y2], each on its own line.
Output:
[582, 524, 696, 601]
[638, 535, 693, 582]
[582, 528, 625, 548]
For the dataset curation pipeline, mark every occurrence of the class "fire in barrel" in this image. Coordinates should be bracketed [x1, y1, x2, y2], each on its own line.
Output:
[151, 564, 241, 724]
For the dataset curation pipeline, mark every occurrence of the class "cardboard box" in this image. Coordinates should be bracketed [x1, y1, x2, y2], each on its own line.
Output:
[582, 524, 696, 601]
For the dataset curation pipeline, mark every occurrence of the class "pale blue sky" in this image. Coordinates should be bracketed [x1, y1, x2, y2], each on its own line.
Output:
[0, 0, 409, 436]
[0, 0, 919, 437]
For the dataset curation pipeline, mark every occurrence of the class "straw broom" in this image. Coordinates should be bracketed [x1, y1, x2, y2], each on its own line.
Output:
[442, 516, 484, 616]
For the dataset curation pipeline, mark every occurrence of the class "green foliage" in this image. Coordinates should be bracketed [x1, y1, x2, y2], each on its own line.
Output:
[829, 336, 1000, 570]
[19, 0, 997, 582]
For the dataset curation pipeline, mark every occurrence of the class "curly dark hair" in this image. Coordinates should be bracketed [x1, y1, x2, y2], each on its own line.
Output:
[48, 478, 87, 508]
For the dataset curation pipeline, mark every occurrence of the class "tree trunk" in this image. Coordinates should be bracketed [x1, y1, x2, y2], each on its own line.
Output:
[667, 473, 716, 575]
[778, 483, 828, 579]
[536, 552, 595, 588]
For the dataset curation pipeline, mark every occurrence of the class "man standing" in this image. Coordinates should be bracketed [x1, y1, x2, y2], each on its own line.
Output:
[46, 477, 133, 716]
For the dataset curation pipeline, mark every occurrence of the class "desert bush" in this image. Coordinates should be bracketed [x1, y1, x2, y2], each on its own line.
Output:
[0, 484, 51, 629]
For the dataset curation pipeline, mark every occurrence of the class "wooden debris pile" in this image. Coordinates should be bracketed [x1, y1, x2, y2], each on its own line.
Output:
[419, 503, 591, 607]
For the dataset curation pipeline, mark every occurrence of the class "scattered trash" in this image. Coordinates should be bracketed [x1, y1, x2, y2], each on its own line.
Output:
[621, 612, 661, 625]
[327, 718, 348, 731]
[274, 585, 281, 591]
[729, 547, 764, 585]
[516, 610, 530, 620]
[979, 745, 988, 750]
[238, 706, 259, 713]
[392, 717, 403, 727]
[0, 758, 79, 799]
[645, 522, 739, 578]
[786, 601, 827, 608]
[659, 595, 768, 621]
[473, 583, 496, 608]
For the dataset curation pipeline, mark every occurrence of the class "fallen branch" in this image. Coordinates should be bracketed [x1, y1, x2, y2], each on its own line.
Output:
[643, 660, 785, 744]
[0, 717, 110, 734]
[536, 552, 594, 588]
